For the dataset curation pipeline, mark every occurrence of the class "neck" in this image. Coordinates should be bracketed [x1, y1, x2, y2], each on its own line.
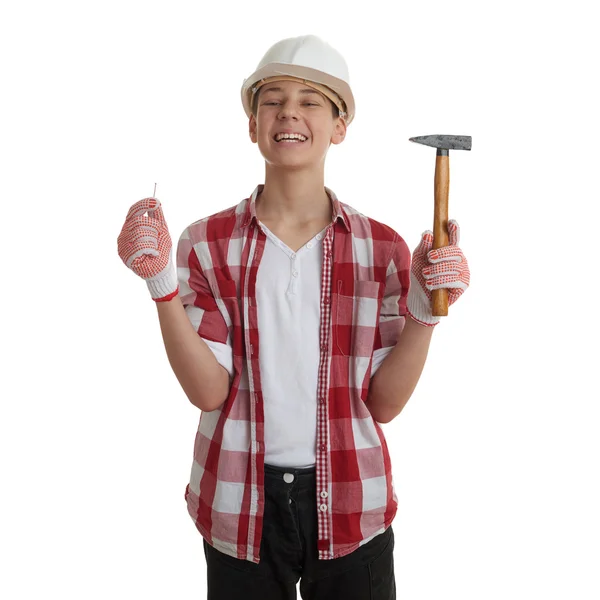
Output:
[256, 166, 331, 226]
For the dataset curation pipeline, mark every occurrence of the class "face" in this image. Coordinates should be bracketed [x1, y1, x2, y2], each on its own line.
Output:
[248, 80, 346, 169]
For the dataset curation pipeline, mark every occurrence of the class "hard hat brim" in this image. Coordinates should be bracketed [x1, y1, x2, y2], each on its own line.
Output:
[241, 63, 355, 124]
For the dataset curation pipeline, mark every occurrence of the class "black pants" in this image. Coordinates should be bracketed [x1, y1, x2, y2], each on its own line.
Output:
[203, 463, 396, 599]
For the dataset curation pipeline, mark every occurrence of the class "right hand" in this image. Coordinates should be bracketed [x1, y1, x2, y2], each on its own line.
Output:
[117, 197, 179, 302]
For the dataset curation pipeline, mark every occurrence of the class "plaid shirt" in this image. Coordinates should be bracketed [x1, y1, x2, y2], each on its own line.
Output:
[177, 184, 410, 563]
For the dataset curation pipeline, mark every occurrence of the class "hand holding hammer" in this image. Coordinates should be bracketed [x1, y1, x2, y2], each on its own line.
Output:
[409, 134, 472, 317]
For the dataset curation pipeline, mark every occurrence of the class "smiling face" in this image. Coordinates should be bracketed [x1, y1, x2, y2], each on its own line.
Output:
[248, 79, 346, 170]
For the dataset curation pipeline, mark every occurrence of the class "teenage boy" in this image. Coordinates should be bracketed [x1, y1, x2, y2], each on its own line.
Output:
[118, 34, 470, 600]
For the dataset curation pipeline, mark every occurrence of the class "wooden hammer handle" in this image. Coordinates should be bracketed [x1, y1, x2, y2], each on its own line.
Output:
[432, 153, 449, 316]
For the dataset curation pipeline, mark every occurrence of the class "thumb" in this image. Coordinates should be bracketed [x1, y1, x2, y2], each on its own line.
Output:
[448, 219, 460, 246]
[147, 199, 168, 229]
[125, 197, 159, 222]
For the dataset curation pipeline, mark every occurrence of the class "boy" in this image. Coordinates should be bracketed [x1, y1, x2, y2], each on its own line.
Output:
[118, 35, 470, 600]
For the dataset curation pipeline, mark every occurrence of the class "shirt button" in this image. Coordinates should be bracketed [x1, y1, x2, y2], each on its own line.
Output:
[292, 270, 298, 277]
[321, 343, 327, 351]
[319, 504, 327, 512]
[320, 444, 326, 451]
[307, 242, 313, 248]
[316, 234, 322, 240]
[323, 297, 330, 305]
[320, 491, 328, 499]
[283, 473, 294, 483]
[320, 399, 325, 405]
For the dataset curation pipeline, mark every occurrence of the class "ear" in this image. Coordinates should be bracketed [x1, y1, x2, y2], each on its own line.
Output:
[330, 116, 347, 146]
[249, 114, 257, 143]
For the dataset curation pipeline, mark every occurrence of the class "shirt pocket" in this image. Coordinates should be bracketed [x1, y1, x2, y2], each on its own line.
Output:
[335, 280, 382, 357]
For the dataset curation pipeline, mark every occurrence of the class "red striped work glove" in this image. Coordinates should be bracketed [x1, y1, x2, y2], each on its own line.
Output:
[117, 197, 179, 302]
[407, 219, 470, 326]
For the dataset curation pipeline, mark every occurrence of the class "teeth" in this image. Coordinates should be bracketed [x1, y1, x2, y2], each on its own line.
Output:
[275, 133, 307, 142]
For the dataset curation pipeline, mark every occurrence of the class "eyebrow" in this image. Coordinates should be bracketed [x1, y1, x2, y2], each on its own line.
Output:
[260, 87, 323, 97]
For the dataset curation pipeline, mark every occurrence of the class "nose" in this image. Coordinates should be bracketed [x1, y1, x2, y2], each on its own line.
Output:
[277, 102, 299, 120]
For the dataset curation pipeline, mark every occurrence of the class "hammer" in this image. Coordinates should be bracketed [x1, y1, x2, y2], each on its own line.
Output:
[409, 134, 472, 316]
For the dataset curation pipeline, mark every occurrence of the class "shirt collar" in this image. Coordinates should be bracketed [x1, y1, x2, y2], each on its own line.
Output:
[240, 184, 350, 231]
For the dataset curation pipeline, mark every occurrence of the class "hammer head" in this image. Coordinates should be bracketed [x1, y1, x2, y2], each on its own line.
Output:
[409, 135, 472, 151]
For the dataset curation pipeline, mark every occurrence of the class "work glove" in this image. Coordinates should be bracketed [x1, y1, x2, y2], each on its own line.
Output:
[117, 197, 179, 302]
[407, 219, 470, 326]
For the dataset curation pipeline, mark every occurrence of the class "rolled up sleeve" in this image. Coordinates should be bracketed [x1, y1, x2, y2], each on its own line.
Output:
[371, 232, 411, 376]
[176, 228, 234, 378]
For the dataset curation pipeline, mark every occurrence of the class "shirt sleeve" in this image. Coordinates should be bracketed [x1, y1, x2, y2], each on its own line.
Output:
[176, 227, 234, 379]
[199, 339, 234, 379]
[371, 231, 411, 377]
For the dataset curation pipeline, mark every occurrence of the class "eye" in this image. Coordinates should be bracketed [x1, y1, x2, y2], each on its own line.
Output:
[263, 101, 318, 107]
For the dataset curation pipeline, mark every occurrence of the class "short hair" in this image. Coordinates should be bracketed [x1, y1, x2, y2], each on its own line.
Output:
[251, 87, 340, 120]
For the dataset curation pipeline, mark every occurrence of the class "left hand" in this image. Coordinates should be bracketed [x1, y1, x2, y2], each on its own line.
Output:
[407, 219, 470, 326]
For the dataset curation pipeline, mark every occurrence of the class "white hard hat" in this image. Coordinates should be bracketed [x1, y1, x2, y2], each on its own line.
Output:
[241, 35, 355, 125]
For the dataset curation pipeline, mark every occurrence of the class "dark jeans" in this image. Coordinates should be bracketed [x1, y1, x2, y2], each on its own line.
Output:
[203, 463, 396, 599]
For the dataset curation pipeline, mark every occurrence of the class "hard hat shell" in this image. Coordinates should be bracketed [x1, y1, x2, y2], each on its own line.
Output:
[241, 35, 355, 125]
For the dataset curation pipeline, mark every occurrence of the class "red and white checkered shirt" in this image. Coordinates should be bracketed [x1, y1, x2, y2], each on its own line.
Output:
[177, 184, 410, 563]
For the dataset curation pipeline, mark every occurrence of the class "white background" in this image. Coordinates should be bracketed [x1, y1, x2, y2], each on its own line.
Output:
[2, 0, 598, 598]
